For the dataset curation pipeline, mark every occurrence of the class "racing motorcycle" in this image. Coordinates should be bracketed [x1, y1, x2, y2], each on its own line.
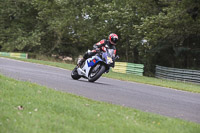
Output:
[71, 48, 118, 82]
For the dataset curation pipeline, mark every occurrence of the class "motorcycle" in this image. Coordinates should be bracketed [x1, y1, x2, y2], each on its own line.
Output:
[71, 48, 118, 82]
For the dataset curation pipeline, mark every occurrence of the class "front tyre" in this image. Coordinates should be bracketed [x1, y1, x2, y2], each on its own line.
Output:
[88, 64, 106, 82]
[71, 67, 81, 80]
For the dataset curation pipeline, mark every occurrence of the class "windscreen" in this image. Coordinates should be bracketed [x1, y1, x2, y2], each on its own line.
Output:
[107, 49, 114, 58]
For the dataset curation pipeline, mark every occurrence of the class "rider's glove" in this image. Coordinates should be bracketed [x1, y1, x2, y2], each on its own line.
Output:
[95, 48, 100, 53]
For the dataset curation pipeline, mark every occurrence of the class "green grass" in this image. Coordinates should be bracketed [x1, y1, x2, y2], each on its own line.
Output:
[0, 74, 200, 133]
[2, 56, 200, 93]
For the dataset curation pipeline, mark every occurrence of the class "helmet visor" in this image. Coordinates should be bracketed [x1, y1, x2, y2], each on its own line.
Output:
[111, 38, 118, 43]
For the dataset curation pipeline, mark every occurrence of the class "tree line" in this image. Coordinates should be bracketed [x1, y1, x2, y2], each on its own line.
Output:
[0, 0, 199, 75]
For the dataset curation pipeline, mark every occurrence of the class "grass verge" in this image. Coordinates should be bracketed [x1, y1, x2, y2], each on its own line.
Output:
[0, 74, 200, 133]
[1, 56, 200, 93]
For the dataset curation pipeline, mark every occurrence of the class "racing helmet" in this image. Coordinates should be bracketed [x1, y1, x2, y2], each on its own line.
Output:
[109, 33, 118, 45]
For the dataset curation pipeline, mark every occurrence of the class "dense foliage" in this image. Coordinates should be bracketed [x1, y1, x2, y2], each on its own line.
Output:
[0, 0, 199, 75]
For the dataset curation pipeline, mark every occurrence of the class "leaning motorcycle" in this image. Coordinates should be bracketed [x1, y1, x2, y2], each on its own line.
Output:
[71, 49, 118, 82]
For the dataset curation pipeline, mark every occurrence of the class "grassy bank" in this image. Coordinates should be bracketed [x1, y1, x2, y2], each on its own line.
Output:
[1, 56, 200, 93]
[0, 74, 199, 133]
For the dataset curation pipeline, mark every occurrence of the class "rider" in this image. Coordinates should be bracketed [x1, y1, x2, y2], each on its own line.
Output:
[78, 33, 119, 67]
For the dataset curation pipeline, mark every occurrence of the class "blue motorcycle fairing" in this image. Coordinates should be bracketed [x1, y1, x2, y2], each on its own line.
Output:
[87, 56, 102, 67]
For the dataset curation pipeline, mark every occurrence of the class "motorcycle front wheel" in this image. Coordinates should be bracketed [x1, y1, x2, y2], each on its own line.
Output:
[71, 66, 81, 80]
[88, 64, 106, 82]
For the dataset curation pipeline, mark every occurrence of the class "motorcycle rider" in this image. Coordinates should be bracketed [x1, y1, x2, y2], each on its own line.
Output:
[78, 33, 119, 67]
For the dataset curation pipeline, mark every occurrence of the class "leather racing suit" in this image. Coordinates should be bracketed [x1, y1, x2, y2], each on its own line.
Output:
[78, 39, 116, 66]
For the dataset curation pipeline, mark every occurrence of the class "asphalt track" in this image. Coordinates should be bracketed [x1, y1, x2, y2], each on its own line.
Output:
[0, 57, 200, 123]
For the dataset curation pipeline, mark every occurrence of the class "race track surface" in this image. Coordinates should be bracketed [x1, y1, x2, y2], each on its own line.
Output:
[0, 57, 200, 123]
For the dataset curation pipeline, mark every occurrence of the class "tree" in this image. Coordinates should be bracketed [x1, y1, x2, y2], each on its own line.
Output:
[0, 0, 41, 52]
[1, 0, 199, 75]
[136, 0, 200, 72]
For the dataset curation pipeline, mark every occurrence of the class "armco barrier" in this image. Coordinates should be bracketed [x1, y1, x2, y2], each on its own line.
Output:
[126, 63, 144, 76]
[155, 65, 200, 84]
[112, 62, 144, 76]
[112, 62, 127, 73]
[0, 52, 28, 59]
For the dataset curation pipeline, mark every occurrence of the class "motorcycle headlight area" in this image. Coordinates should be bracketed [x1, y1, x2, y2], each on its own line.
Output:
[107, 57, 113, 64]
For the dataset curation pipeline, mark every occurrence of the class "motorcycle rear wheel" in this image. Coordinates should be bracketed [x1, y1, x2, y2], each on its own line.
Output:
[88, 64, 106, 82]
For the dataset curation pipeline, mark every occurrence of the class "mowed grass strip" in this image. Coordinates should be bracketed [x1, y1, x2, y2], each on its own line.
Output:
[1, 56, 200, 93]
[105, 72, 200, 93]
[0, 74, 200, 133]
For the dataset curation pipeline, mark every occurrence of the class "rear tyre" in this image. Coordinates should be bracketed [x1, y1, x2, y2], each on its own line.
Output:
[88, 64, 106, 82]
[71, 67, 81, 80]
